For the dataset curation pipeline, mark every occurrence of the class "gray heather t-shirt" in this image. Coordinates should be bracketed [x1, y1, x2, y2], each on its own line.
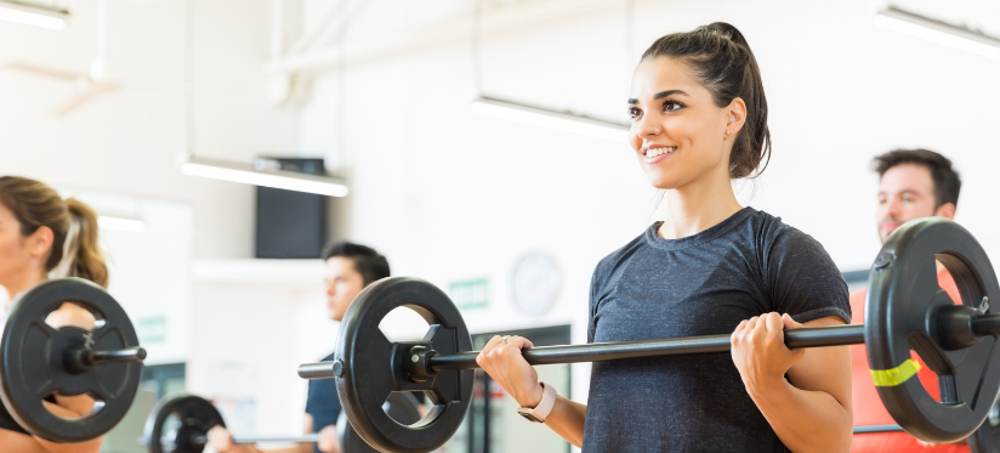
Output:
[583, 207, 850, 453]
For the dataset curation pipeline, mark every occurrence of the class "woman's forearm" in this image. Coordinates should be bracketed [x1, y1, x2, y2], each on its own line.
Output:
[51, 394, 95, 418]
[543, 396, 587, 448]
[748, 378, 852, 453]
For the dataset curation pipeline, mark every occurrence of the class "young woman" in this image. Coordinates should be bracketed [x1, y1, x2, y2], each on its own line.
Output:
[476, 23, 853, 453]
[0, 175, 108, 453]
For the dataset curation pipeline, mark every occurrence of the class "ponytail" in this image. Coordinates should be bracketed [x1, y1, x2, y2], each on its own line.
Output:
[58, 199, 109, 288]
[0, 176, 109, 288]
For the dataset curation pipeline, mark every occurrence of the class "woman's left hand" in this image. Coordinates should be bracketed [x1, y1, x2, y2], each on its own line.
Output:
[731, 312, 806, 393]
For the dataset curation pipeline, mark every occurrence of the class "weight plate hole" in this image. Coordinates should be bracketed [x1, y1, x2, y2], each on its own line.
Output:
[379, 306, 431, 343]
[935, 253, 986, 310]
[43, 391, 107, 419]
[383, 391, 429, 427]
[43, 301, 102, 330]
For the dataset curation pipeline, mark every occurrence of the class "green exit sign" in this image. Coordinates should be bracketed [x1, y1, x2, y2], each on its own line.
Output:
[138, 316, 167, 344]
[449, 278, 489, 310]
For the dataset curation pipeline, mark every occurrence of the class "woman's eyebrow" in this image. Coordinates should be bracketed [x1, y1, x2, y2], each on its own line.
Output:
[627, 89, 690, 104]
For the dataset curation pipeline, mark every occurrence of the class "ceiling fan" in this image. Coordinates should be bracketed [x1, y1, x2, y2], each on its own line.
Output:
[1, 0, 120, 116]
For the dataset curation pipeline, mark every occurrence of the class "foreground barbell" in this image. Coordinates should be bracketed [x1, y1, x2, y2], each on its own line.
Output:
[142, 392, 422, 453]
[298, 218, 1000, 453]
[854, 410, 1000, 453]
[0, 277, 147, 443]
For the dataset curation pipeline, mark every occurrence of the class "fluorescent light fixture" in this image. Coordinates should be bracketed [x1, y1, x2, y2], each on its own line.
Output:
[0, 0, 69, 30]
[874, 6, 1000, 60]
[98, 216, 146, 233]
[178, 154, 349, 197]
[471, 96, 629, 143]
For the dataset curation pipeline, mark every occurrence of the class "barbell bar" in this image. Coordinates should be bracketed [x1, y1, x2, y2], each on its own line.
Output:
[854, 424, 906, 435]
[142, 393, 422, 453]
[304, 311, 1000, 378]
[297, 218, 1000, 453]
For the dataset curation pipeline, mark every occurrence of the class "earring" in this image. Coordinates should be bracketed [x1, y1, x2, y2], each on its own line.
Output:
[725, 130, 732, 136]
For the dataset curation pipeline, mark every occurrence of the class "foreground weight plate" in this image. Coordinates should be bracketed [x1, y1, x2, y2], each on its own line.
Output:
[336, 277, 474, 453]
[144, 393, 223, 453]
[0, 278, 142, 443]
[867, 218, 1000, 442]
[969, 398, 1000, 453]
[339, 392, 424, 453]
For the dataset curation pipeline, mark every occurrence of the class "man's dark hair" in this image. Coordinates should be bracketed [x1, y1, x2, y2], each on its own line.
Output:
[321, 241, 390, 285]
[873, 148, 961, 209]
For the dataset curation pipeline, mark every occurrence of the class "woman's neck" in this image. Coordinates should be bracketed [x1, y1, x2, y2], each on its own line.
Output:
[2, 267, 47, 307]
[658, 171, 744, 240]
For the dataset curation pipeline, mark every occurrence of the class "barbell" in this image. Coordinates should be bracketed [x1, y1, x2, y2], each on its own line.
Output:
[297, 218, 1000, 453]
[0, 277, 147, 443]
[142, 392, 422, 453]
[854, 404, 1000, 453]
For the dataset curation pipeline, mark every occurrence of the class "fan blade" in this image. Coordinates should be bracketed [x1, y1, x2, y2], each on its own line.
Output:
[54, 83, 119, 116]
[2, 62, 84, 82]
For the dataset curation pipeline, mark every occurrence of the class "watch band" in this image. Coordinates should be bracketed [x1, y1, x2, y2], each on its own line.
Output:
[517, 382, 557, 423]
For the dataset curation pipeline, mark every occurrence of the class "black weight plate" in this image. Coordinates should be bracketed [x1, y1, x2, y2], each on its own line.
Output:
[0, 278, 142, 443]
[336, 277, 474, 453]
[866, 218, 1000, 442]
[339, 392, 423, 453]
[969, 397, 1000, 453]
[143, 393, 223, 453]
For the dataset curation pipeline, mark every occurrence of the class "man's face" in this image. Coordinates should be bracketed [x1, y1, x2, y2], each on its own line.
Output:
[876, 163, 946, 243]
[324, 257, 367, 322]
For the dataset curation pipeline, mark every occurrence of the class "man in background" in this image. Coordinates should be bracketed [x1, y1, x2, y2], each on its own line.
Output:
[850, 149, 967, 453]
[209, 242, 391, 453]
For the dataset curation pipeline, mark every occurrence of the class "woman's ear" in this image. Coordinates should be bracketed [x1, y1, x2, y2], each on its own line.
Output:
[726, 98, 747, 137]
[29, 226, 54, 259]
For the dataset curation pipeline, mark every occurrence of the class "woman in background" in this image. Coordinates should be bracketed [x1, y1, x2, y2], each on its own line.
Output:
[0, 175, 109, 453]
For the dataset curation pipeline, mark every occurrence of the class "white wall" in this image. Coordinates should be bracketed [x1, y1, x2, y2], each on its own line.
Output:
[0, 0, 299, 259]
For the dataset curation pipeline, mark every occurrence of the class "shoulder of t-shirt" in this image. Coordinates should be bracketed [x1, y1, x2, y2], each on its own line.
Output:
[745, 209, 827, 255]
[591, 228, 648, 295]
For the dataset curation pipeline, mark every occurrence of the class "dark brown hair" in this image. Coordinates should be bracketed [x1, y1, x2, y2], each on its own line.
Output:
[641, 22, 771, 178]
[0, 176, 109, 287]
[321, 241, 390, 286]
[872, 149, 961, 209]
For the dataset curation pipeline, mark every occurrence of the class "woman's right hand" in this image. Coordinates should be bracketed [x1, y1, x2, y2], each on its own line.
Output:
[475, 335, 544, 407]
[206, 425, 260, 453]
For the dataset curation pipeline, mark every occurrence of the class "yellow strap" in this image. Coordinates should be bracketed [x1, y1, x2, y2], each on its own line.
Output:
[871, 359, 922, 387]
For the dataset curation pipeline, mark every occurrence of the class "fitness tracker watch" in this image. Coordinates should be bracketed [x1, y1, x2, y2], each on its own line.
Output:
[517, 382, 557, 423]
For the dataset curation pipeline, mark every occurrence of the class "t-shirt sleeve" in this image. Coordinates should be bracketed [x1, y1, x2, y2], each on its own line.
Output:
[764, 225, 851, 324]
[588, 264, 602, 344]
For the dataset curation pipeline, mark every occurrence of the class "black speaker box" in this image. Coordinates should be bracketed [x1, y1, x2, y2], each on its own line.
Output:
[255, 158, 328, 259]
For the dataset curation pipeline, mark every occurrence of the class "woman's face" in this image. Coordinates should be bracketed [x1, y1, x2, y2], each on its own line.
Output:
[0, 202, 46, 289]
[628, 56, 740, 190]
